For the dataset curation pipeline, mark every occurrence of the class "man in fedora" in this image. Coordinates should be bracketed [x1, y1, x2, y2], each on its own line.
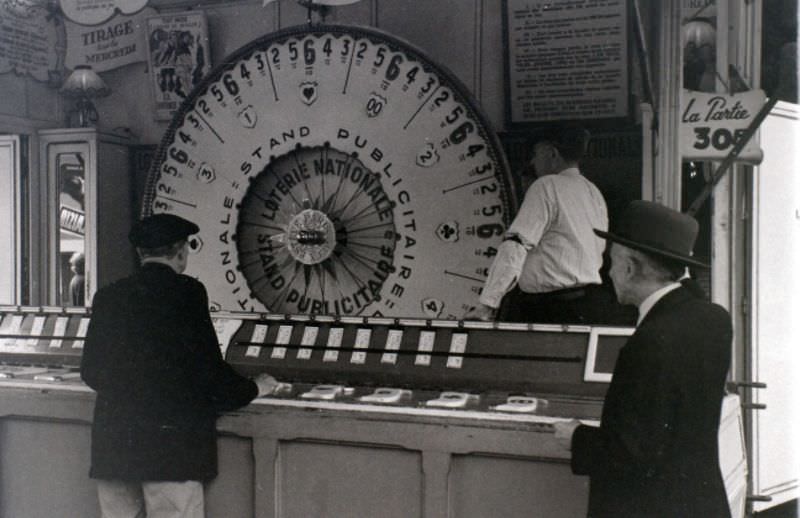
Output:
[81, 214, 278, 518]
[553, 201, 732, 517]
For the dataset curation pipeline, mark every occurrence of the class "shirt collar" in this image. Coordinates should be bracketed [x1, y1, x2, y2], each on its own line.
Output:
[637, 282, 681, 326]
[558, 167, 581, 177]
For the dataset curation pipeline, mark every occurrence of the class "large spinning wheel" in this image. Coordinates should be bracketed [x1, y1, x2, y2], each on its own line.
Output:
[143, 24, 515, 318]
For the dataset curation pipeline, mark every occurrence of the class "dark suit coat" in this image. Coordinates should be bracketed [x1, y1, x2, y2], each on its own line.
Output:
[571, 285, 732, 518]
[80, 263, 258, 482]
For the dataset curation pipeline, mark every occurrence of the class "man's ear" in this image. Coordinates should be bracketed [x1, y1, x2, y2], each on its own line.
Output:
[549, 145, 563, 165]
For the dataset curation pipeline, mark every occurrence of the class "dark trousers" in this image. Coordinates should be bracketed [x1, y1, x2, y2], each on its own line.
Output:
[499, 284, 636, 326]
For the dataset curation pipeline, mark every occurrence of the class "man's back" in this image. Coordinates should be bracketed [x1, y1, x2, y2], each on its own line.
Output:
[81, 262, 257, 481]
[511, 169, 608, 292]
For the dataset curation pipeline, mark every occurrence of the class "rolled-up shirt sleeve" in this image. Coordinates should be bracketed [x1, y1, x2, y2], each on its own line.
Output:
[478, 181, 553, 308]
[478, 239, 528, 308]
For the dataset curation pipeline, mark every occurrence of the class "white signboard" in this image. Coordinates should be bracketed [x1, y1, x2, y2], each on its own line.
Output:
[680, 89, 765, 163]
[60, 0, 148, 26]
[65, 7, 155, 72]
[505, 0, 628, 123]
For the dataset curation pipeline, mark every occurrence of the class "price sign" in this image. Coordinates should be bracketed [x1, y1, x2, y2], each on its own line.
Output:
[680, 89, 765, 163]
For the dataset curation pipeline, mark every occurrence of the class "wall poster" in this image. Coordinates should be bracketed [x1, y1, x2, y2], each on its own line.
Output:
[146, 12, 210, 121]
[0, 1, 64, 83]
[503, 0, 629, 124]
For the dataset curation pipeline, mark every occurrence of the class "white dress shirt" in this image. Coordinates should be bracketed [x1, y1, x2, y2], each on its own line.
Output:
[479, 168, 608, 308]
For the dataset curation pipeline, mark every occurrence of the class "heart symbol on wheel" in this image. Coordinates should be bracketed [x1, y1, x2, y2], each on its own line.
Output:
[299, 81, 318, 105]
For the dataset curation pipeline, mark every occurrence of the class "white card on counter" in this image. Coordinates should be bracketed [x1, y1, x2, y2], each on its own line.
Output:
[350, 328, 371, 364]
[49, 316, 69, 349]
[72, 318, 90, 349]
[415, 330, 435, 366]
[250, 324, 268, 343]
[1, 315, 23, 349]
[381, 329, 403, 364]
[297, 326, 318, 360]
[323, 327, 343, 362]
[26, 316, 46, 346]
[271, 325, 292, 359]
[446, 332, 468, 369]
[245, 324, 267, 357]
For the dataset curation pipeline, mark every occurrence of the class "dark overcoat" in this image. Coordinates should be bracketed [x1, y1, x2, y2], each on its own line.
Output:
[81, 263, 258, 481]
[571, 285, 732, 518]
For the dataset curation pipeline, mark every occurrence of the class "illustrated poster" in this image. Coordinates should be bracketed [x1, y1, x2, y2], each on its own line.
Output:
[146, 12, 210, 120]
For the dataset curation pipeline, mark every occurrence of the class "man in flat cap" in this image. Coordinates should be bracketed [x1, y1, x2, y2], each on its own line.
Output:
[466, 125, 613, 324]
[81, 214, 278, 518]
[553, 201, 732, 517]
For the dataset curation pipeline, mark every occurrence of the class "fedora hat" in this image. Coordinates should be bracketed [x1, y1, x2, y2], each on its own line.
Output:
[594, 200, 709, 268]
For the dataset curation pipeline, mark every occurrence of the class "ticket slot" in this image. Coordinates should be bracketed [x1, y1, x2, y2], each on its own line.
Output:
[0, 311, 86, 368]
[0, 308, 628, 401]
[224, 318, 610, 396]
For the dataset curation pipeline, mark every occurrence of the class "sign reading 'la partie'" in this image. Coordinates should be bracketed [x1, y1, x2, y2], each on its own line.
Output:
[680, 89, 765, 164]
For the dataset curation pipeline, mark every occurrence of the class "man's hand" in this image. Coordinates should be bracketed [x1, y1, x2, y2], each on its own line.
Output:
[553, 419, 581, 450]
[464, 303, 497, 321]
[253, 373, 280, 397]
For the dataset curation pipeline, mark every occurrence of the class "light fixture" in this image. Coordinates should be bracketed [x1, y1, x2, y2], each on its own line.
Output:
[60, 65, 111, 128]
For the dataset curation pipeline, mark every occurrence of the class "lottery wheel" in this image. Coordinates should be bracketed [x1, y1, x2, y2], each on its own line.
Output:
[143, 24, 516, 318]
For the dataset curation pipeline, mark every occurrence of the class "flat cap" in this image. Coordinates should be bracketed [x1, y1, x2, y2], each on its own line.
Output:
[129, 214, 199, 248]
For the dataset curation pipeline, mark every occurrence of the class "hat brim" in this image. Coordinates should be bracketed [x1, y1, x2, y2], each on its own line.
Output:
[594, 229, 710, 269]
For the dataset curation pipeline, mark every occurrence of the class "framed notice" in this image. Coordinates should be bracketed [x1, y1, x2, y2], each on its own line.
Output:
[0, 2, 63, 83]
[146, 12, 211, 120]
[503, 0, 629, 125]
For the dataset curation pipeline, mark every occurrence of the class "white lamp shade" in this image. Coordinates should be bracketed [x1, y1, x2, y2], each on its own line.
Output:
[61, 65, 111, 99]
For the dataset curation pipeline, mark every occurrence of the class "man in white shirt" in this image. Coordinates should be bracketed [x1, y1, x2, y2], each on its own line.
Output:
[466, 125, 609, 323]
